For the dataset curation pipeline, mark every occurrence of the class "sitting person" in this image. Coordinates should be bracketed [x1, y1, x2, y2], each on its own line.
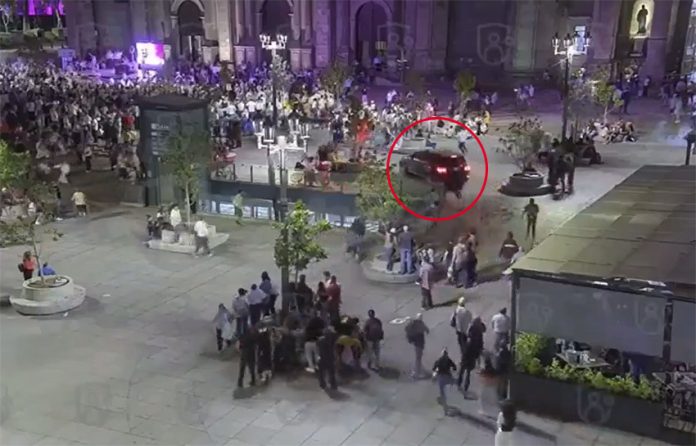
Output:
[303, 157, 317, 186]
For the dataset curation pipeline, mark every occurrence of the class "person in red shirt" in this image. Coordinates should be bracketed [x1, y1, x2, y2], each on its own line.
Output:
[19, 251, 35, 281]
[326, 275, 341, 323]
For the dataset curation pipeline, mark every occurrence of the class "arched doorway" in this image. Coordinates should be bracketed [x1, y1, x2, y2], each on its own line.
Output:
[355, 1, 388, 68]
[177, 0, 204, 61]
[260, 0, 292, 64]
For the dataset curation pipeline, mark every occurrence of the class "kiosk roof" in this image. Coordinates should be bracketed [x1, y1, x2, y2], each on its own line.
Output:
[513, 165, 696, 297]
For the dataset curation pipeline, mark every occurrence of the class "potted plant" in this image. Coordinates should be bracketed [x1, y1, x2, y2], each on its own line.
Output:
[498, 117, 551, 196]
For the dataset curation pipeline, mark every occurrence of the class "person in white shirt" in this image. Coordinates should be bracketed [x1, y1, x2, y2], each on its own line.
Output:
[246, 284, 267, 326]
[457, 130, 470, 155]
[491, 308, 511, 351]
[452, 297, 473, 354]
[169, 205, 182, 228]
[495, 400, 518, 446]
[193, 217, 211, 257]
[71, 190, 87, 216]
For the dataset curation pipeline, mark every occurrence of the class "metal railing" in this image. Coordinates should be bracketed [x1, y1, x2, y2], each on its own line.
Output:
[210, 163, 362, 194]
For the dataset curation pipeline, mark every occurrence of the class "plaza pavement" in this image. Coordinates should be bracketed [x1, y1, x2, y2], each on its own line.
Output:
[0, 93, 687, 446]
[0, 200, 678, 446]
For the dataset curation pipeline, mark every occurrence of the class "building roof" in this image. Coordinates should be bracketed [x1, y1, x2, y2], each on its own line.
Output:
[513, 165, 696, 298]
[136, 94, 209, 111]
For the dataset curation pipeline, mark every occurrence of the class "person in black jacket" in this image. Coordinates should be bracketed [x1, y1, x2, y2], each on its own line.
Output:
[458, 317, 486, 393]
[432, 349, 457, 410]
[317, 327, 338, 390]
[304, 310, 326, 372]
[257, 328, 273, 383]
[237, 326, 258, 388]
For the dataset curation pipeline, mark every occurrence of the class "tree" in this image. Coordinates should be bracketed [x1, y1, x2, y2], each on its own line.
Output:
[0, 142, 62, 281]
[270, 53, 293, 93]
[356, 160, 420, 226]
[567, 74, 595, 139]
[161, 129, 211, 228]
[591, 66, 623, 123]
[273, 200, 331, 284]
[453, 70, 477, 105]
[499, 116, 550, 171]
[320, 61, 350, 98]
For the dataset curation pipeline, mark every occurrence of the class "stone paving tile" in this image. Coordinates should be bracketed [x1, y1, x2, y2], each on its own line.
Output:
[0, 427, 45, 446]
[231, 424, 279, 446]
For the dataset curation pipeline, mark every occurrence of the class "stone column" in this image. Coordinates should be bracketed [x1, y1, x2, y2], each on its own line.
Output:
[235, 0, 244, 43]
[313, 0, 331, 67]
[591, 0, 621, 64]
[217, 0, 233, 61]
[642, 0, 675, 80]
[129, 0, 148, 43]
[512, 0, 539, 74]
[300, 0, 311, 44]
[245, 0, 254, 38]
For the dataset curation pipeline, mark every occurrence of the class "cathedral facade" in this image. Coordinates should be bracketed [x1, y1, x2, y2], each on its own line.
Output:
[62, 0, 692, 81]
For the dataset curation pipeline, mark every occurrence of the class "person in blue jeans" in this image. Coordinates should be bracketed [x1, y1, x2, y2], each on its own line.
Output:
[398, 225, 415, 274]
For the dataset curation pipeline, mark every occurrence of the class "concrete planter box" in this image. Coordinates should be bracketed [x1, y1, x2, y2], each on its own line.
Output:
[147, 224, 228, 254]
[361, 258, 418, 284]
[511, 373, 693, 445]
[10, 275, 85, 315]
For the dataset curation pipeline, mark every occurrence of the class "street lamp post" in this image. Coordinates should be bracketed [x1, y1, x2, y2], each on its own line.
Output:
[260, 135, 305, 314]
[259, 33, 288, 128]
[552, 31, 591, 141]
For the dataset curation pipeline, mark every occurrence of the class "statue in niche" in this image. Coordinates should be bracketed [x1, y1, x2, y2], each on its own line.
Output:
[636, 4, 649, 35]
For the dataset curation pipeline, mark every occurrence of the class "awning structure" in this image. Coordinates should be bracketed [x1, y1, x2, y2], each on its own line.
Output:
[513, 165, 696, 300]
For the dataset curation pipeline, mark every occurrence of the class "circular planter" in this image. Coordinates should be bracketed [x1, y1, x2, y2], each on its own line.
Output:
[10, 275, 85, 315]
[361, 258, 419, 284]
[499, 172, 552, 197]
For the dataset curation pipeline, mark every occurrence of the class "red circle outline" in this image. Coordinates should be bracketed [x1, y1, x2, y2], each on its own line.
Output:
[385, 116, 489, 222]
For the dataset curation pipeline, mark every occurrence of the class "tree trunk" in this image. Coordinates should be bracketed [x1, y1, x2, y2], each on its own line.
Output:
[184, 182, 191, 228]
[603, 104, 609, 124]
[31, 237, 44, 284]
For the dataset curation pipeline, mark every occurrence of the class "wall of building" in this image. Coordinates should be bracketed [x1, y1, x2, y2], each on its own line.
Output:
[63, 0, 688, 80]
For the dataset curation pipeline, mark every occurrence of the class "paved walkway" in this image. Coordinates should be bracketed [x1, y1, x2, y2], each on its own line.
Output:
[0, 207, 672, 446]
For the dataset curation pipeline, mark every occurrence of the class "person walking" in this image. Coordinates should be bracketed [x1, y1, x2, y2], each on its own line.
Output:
[317, 327, 338, 390]
[432, 349, 457, 412]
[498, 232, 519, 264]
[463, 242, 478, 288]
[259, 271, 278, 316]
[491, 308, 511, 352]
[232, 189, 244, 224]
[383, 227, 396, 272]
[452, 297, 472, 356]
[478, 354, 500, 417]
[326, 275, 341, 322]
[232, 288, 249, 338]
[304, 309, 325, 373]
[398, 225, 415, 275]
[450, 236, 468, 287]
[405, 313, 429, 379]
[457, 129, 469, 155]
[193, 217, 212, 257]
[495, 400, 518, 446]
[458, 316, 486, 394]
[247, 284, 266, 326]
[418, 255, 435, 310]
[523, 198, 539, 241]
[363, 309, 384, 370]
[495, 345, 513, 400]
[237, 326, 258, 388]
[213, 303, 233, 353]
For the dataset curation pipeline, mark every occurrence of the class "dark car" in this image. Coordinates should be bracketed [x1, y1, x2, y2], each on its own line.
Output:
[399, 150, 470, 190]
